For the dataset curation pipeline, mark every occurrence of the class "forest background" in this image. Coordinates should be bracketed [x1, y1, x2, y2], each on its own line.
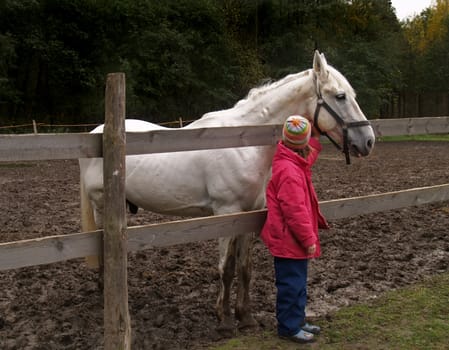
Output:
[0, 0, 448, 127]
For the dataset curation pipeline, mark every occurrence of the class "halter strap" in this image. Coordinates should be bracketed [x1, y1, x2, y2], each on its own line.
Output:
[313, 98, 371, 165]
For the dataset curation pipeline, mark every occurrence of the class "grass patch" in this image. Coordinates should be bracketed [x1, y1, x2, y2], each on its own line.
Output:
[0, 162, 36, 169]
[320, 273, 449, 349]
[0, 162, 36, 168]
[211, 273, 449, 350]
[377, 134, 449, 142]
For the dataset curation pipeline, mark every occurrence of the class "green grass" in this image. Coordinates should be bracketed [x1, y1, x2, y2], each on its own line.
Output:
[0, 162, 36, 168]
[210, 273, 449, 350]
[377, 134, 449, 142]
[320, 274, 449, 349]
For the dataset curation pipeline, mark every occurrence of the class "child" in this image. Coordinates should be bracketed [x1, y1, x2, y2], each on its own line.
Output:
[261, 115, 329, 344]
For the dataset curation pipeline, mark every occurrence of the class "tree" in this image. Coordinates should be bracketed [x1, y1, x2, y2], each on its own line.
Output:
[0, 33, 19, 118]
[328, 0, 407, 117]
[0, 0, 442, 123]
[123, 0, 255, 122]
[403, 0, 449, 92]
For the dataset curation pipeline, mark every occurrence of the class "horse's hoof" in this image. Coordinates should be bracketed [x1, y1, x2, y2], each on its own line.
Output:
[238, 315, 258, 330]
[216, 319, 235, 334]
[97, 277, 104, 291]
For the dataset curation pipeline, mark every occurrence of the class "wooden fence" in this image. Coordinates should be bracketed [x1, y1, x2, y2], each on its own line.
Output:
[1, 74, 449, 348]
[0, 113, 448, 269]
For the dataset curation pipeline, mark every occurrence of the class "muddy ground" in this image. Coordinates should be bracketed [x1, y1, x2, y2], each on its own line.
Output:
[0, 141, 448, 349]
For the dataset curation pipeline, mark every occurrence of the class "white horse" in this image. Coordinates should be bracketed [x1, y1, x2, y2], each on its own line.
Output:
[79, 51, 375, 330]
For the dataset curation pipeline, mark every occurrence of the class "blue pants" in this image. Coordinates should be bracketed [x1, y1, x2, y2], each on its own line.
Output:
[274, 257, 308, 337]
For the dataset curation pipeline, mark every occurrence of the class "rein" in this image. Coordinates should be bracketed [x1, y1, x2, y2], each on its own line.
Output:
[312, 77, 371, 165]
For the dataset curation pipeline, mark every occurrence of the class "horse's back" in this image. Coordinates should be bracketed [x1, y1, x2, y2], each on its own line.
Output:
[90, 118, 164, 134]
[80, 118, 164, 197]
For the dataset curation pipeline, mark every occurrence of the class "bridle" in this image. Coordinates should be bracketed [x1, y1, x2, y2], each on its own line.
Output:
[312, 74, 371, 165]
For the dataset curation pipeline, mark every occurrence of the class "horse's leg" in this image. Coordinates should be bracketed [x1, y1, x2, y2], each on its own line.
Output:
[80, 178, 102, 268]
[216, 236, 237, 331]
[235, 232, 258, 329]
[80, 179, 104, 272]
[84, 206, 103, 268]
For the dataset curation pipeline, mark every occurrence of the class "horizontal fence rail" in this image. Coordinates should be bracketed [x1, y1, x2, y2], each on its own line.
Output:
[1, 117, 449, 162]
[0, 125, 283, 162]
[1, 183, 448, 271]
[0, 133, 103, 161]
[370, 116, 449, 137]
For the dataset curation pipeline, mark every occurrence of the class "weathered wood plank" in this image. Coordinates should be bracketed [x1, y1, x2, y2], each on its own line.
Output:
[371, 116, 449, 137]
[0, 230, 102, 270]
[0, 133, 102, 161]
[125, 124, 283, 155]
[127, 209, 266, 251]
[0, 211, 265, 271]
[320, 183, 449, 219]
[0, 125, 283, 161]
[1, 184, 448, 271]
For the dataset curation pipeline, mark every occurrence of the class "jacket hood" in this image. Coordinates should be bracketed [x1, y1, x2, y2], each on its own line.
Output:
[274, 141, 310, 169]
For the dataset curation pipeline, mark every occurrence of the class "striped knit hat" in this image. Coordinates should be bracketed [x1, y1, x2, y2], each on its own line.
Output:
[282, 115, 311, 150]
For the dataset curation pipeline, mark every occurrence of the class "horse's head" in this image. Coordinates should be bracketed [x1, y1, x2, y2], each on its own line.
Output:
[311, 51, 375, 163]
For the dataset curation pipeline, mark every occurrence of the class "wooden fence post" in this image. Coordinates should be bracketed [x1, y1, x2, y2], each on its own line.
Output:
[103, 73, 131, 349]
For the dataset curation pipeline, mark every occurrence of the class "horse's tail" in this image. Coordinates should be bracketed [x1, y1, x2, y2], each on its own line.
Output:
[80, 173, 101, 268]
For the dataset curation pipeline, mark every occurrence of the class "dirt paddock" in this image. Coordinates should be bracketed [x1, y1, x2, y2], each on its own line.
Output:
[1, 141, 448, 349]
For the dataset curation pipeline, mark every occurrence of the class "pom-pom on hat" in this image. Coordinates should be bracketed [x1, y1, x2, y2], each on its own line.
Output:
[282, 115, 311, 150]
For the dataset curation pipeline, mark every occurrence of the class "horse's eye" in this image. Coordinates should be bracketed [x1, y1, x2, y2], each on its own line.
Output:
[336, 92, 346, 100]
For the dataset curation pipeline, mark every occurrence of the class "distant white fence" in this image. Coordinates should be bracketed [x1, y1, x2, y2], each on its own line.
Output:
[0, 117, 195, 133]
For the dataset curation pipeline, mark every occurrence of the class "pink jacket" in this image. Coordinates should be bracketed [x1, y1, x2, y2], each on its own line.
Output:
[261, 138, 329, 259]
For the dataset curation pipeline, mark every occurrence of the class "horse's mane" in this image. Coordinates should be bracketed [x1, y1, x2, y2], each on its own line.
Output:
[234, 70, 311, 108]
[198, 64, 355, 122]
[327, 66, 356, 97]
[232, 65, 356, 108]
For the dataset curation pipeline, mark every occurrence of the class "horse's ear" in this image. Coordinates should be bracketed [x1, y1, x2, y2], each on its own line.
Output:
[320, 53, 328, 66]
[313, 50, 329, 80]
[313, 50, 320, 69]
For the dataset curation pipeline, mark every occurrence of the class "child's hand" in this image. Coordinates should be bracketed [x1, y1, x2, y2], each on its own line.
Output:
[307, 244, 316, 255]
[311, 125, 321, 140]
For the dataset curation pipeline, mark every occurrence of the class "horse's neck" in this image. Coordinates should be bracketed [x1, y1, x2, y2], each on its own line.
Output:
[190, 70, 315, 128]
